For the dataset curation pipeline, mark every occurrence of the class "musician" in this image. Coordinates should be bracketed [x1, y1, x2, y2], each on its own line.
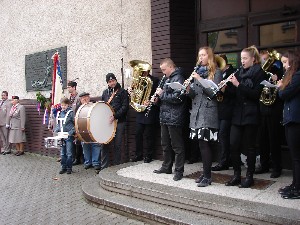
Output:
[101, 73, 129, 169]
[212, 54, 235, 171]
[277, 50, 300, 199]
[153, 58, 187, 181]
[186, 47, 222, 187]
[224, 46, 265, 188]
[54, 97, 75, 174]
[67, 81, 83, 166]
[8, 96, 26, 156]
[129, 70, 160, 163]
[78, 92, 102, 172]
[256, 50, 284, 178]
[0, 91, 12, 155]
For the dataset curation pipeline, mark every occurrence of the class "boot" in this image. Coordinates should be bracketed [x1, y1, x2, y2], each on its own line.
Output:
[225, 170, 241, 186]
[239, 172, 254, 188]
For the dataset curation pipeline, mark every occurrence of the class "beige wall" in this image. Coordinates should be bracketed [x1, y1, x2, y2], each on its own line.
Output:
[0, 0, 152, 98]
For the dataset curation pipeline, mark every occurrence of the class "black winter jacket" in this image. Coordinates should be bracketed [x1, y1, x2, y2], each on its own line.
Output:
[101, 83, 129, 123]
[231, 65, 265, 126]
[159, 68, 187, 126]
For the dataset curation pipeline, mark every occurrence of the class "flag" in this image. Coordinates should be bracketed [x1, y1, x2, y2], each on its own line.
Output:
[51, 52, 64, 107]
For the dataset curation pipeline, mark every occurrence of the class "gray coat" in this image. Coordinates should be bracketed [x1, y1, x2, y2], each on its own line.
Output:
[0, 99, 12, 126]
[188, 69, 222, 129]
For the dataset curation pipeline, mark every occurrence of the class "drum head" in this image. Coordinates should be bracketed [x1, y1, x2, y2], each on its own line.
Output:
[89, 102, 116, 144]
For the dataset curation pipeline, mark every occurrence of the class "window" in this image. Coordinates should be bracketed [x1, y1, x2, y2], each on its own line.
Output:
[260, 21, 296, 47]
[208, 29, 239, 52]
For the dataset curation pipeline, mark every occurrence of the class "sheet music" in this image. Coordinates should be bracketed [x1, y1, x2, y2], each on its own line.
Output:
[199, 79, 219, 90]
[166, 82, 185, 90]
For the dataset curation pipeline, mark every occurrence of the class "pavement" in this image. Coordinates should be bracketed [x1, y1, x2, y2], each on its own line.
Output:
[0, 152, 149, 225]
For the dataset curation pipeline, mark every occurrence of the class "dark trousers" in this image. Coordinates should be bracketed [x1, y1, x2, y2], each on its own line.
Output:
[101, 121, 126, 169]
[285, 123, 300, 189]
[199, 140, 213, 179]
[218, 119, 231, 166]
[160, 125, 185, 173]
[258, 115, 282, 171]
[135, 123, 156, 159]
[72, 141, 83, 163]
[230, 124, 258, 174]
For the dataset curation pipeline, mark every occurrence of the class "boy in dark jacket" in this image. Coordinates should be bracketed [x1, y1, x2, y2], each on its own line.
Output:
[54, 97, 75, 174]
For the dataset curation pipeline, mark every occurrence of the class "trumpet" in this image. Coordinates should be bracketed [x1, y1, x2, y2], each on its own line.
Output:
[145, 75, 167, 117]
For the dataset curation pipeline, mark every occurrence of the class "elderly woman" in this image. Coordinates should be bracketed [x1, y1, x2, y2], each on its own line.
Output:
[8, 96, 26, 156]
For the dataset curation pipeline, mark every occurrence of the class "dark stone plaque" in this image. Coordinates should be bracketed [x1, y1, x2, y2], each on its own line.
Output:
[25, 46, 67, 91]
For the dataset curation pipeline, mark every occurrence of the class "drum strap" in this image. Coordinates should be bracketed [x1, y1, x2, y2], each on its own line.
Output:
[107, 90, 118, 104]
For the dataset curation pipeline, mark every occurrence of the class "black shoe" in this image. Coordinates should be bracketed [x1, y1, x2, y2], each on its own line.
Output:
[281, 188, 300, 199]
[225, 175, 241, 186]
[59, 169, 67, 174]
[130, 156, 143, 162]
[72, 159, 80, 166]
[2, 151, 11, 155]
[278, 184, 295, 195]
[67, 170, 72, 174]
[144, 157, 152, 163]
[84, 164, 92, 169]
[173, 172, 183, 181]
[153, 168, 172, 174]
[94, 166, 101, 171]
[270, 170, 281, 178]
[239, 175, 254, 188]
[195, 174, 204, 183]
[197, 177, 212, 187]
[254, 167, 269, 174]
[211, 164, 229, 171]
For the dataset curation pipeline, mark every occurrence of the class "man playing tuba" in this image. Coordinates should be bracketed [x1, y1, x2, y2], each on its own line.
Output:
[128, 60, 160, 163]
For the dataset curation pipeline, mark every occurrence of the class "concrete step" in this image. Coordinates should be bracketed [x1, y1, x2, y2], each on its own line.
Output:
[82, 162, 300, 225]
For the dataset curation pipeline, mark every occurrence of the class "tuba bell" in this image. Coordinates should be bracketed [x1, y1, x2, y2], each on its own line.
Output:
[129, 60, 153, 112]
[215, 55, 227, 102]
[259, 50, 280, 106]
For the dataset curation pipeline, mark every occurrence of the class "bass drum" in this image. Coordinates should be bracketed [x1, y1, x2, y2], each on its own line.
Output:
[75, 102, 116, 144]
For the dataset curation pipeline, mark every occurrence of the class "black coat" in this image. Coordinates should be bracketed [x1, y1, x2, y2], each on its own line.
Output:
[136, 75, 160, 124]
[101, 83, 129, 123]
[231, 65, 265, 126]
[159, 68, 187, 127]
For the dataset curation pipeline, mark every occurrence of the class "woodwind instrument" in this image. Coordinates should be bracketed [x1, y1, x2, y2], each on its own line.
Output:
[144, 75, 166, 117]
[218, 66, 241, 89]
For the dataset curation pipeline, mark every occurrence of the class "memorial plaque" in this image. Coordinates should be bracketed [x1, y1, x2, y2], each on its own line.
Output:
[25, 46, 67, 91]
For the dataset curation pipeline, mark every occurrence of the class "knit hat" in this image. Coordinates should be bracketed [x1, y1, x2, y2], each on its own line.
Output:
[79, 92, 90, 97]
[106, 73, 117, 83]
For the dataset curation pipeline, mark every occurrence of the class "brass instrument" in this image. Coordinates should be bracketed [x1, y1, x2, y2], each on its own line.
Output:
[129, 60, 153, 112]
[260, 50, 280, 105]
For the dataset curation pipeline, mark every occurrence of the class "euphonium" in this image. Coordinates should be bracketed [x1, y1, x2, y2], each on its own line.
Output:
[129, 60, 153, 112]
[260, 50, 280, 106]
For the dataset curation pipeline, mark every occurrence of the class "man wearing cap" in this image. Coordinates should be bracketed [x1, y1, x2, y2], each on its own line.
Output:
[101, 73, 129, 169]
[8, 96, 26, 156]
[0, 91, 12, 154]
[67, 81, 82, 165]
[78, 92, 102, 173]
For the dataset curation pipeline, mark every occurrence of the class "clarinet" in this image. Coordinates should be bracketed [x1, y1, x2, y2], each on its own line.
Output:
[145, 75, 167, 117]
[218, 66, 241, 89]
[180, 64, 202, 95]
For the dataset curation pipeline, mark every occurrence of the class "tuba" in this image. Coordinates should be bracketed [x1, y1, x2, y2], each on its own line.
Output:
[129, 60, 153, 112]
[259, 50, 280, 106]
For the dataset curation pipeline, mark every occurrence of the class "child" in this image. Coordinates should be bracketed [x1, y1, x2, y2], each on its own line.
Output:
[54, 97, 75, 174]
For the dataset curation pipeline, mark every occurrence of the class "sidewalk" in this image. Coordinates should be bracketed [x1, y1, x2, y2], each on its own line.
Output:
[0, 153, 148, 225]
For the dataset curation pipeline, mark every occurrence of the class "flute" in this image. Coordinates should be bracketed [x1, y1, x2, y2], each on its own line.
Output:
[218, 66, 241, 89]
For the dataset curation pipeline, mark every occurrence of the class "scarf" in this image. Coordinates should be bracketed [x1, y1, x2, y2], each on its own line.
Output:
[239, 64, 261, 88]
[195, 66, 209, 79]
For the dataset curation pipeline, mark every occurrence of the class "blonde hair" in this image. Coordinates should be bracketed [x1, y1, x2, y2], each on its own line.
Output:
[197, 46, 216, 80]
[242, 45, 261, 65]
